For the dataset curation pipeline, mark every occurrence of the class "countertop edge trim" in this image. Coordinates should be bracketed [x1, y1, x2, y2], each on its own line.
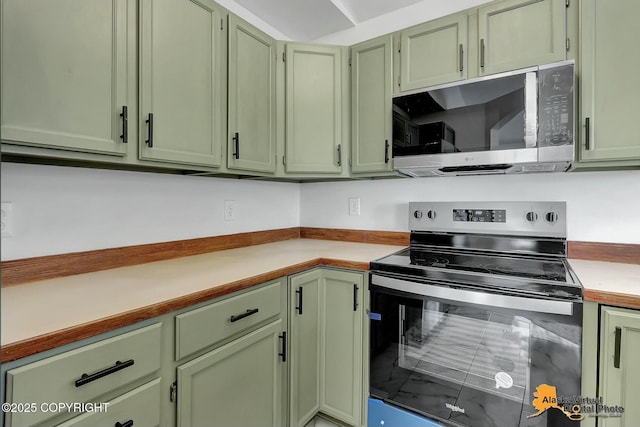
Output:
[584, 289, 640, 310]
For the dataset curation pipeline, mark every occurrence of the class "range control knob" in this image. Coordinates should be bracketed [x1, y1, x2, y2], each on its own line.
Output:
[525, 211, 538, 223]
[413, 210, 423, 219]
[546, 212, 559, 223]
[426, 210, 437, 220]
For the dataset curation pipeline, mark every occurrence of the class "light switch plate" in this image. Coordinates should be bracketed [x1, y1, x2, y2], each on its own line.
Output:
[349, 197, 361, 216]
[1, 202, 13, 237]
[224, 200, 236, 221]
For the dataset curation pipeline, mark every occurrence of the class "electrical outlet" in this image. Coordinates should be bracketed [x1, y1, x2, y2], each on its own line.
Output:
[224, 200, 236, 221]
[1, 202, 13, 237]
[348, 197, 361, 216]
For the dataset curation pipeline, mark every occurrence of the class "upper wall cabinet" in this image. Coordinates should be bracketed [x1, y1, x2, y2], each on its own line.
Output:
[398, 14, 468, 91]
[577, 0, 640, 167]
[227, 15, 277, 173]
[1, 0, 133, 156]
[477, 0, 566, 76]
[139, 0, 224, 168]
[350, 36, 393, 174]
[284, 44, 344, 174]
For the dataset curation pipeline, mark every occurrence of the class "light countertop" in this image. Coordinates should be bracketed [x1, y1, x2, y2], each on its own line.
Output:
[2, 239, 638, 362]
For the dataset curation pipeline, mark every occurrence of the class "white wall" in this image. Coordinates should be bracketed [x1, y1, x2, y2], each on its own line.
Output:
[313, 0, 490, 45]
[300, 170, 640, 244]
[0, 163, 300, 260]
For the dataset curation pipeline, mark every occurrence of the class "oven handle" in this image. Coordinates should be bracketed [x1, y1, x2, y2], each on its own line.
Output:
[371, 274, 574, 316]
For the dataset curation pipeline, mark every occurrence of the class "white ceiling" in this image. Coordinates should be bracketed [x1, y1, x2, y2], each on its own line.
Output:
[230, 0, 424, 40]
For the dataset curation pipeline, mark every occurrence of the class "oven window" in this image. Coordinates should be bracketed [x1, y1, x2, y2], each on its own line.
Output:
[370, 288, 582, 427]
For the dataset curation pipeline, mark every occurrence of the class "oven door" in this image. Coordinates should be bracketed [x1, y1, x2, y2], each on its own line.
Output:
[369, 274, 582, 427]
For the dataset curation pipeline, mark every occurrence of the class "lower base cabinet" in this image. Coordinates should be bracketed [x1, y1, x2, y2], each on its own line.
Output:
[176, 319, 286, 427]
[599, 306, 640, 427]
[289, 268, 365, 427]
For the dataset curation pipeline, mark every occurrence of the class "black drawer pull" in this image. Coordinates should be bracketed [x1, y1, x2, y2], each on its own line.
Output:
[229, 308, 259, 323]
[75, 359, 135, 387]
[115, 420, 134, 427]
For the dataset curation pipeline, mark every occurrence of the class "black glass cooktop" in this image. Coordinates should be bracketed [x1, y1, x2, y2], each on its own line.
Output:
[371, 248, 582, 300]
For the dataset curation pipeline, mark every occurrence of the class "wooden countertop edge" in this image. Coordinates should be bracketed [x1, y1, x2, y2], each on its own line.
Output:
[1, 258, 367, 363]
[584, 289, 640, 310]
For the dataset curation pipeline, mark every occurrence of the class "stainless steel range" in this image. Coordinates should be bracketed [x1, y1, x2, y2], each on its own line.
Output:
[368, 202, 583, 427]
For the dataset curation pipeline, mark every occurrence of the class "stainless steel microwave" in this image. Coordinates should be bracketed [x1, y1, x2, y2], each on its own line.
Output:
[392, 61, 575, 177]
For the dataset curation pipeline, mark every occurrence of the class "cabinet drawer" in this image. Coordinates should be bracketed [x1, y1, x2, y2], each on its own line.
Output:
[56, 378, 161, 427]
[176, 280, 283, 360]
[5, 323, 161, 427]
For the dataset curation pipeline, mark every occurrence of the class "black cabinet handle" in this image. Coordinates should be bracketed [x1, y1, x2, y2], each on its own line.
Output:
[229, 308, 259, 323]
[115, 420, 134, 427]
[232, 132, 240, 159]
[585, 117, 591, 150]
[384, 140, 390, 164]
[614, 326, 621, 368]
[120, 106, 128, 143]
[337, 144, 342, 167]
[145, 113, 154, 147]
[480, 39, 485, 68]
[75, 359, 135, 387]
[278, 331, 287, 362]
[353, 284, 359, 312]
[459, 44, 464, 72]
[295, 287, 303, 315]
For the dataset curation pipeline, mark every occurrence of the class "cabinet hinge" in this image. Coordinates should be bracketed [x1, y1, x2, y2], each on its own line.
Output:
[170, 382, 178, 403]
[282, 155, 286, 166]
[220, 18, 224, 31]
[349, 57, 352, 66]
[566, 37, 570, 52]
[565, 0, 569, 7]
[282, 52, 286, 62]
[397, 41, 401, 53]
[398, 75, 400, 87]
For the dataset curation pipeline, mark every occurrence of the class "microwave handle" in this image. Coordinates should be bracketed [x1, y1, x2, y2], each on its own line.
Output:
[371, 274, 574, 316]
[524, 72, 538, 148]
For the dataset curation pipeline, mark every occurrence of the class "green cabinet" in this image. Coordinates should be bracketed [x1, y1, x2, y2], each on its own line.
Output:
[320, 269, 364, 426]
[176, 319, 286, 427]
[599, 306, 640, 427]
[351, 36, 393, 174]
[284, 44, 344, 174]
[289, 268, 365, 427]
[1, 0, 133, 156]
[139, 0, 224, 167]
[477, 0, 566, 75]
[227, 15, 277, 173]
[289, 270, 322, 427]
[398, 13, 468, 91]
[577, 0, 640, 167]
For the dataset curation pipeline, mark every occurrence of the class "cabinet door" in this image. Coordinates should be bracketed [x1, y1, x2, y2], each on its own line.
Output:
[176, 320, 285, 427]
[139, 0, 223, 167]
[351, 36, 393, 174]
[399, 14, 467, 91]
[478, 0, 566, 75]
[1, 0, 131, 156]
[289, 270, 322, 427]
[320, 270, 364, 426]
[579, 0, 640, 163]
[227, 15, 276, 173]
[285, 44, 343, 174]
[600, 306, 640, 427]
